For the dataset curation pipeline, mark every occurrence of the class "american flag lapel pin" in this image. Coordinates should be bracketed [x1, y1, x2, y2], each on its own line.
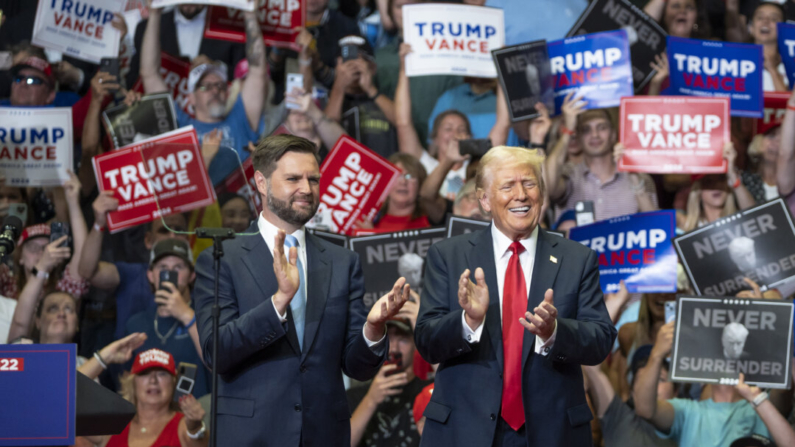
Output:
[550, 256, 558, 264]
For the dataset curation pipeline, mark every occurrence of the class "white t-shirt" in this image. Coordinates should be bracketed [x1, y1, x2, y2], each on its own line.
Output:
[419, 151, 469, 200]
[763, 63, 788, 92]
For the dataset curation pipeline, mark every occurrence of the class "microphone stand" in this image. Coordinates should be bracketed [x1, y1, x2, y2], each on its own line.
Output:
[195, 227, 235, 447]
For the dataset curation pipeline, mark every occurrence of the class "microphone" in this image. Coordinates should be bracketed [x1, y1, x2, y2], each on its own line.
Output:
[0, 215, 23, 256]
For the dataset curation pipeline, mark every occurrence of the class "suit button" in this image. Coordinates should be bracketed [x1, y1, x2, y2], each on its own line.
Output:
[295, 404, 302, 412]
[499, 372, 503, 378]
[490, 414, 496, 421]
[300, 365, 307, 373]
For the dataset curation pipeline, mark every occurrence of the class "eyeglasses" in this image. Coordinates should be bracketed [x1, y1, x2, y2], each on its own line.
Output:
[13, 75, 47, 86]
[196, 81, 228, 92]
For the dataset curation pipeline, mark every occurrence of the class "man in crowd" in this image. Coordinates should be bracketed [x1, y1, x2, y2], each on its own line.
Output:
[415, 146, 615, 446]
[194, 134, 411, 446]
[124, 238, 209, 397]
[545, 95, 658, 221]
[348, 318, 432, 446]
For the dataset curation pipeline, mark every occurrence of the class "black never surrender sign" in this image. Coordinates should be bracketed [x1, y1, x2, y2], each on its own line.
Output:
[674, 199, 795, 296]
[102, 93, 178, 149]
[671, 296, 793, 389]
[492, 40, 554, 122]
[567, 0, 666, 92]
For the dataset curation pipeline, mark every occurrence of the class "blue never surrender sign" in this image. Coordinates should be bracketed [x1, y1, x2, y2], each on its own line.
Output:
[667, 36, 763, 118]
[548, 29, 634, 115]
[570, 210, 678, 294]
[0, 344, 76, 446]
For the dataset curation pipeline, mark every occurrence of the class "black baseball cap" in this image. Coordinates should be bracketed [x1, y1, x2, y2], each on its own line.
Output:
[338, 35, 375, 62]
[149, 239, 193, 268]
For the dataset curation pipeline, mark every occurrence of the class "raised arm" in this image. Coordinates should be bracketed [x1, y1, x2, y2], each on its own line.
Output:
[778, 89, 795, 196]
[139, 1, 168, 94]
[644, 0, 666, 22]
[77, 192, 121, 290]
[725, 142, 757, 209]
[736, 373, 795, 447]
[395, 44, 425, 159]
[582, 364, 616, 419]
[545, 93, 585, 202]
[488, 82, 511, 147]
[240, 9, 268, 131]
[633, 321, 676, 433]
[287, 88, 347, 149]
[63, 172, 88, 282]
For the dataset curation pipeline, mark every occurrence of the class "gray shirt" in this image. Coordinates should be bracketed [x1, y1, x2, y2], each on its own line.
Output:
[601, 395, 677, 447]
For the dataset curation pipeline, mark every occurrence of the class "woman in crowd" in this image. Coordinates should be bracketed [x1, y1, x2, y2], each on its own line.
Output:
[218, 193, 254, 234]
[644, 0, 711, 39]
[743, 125, 782, 204]
[90, 349, 208, 447]
[283, 87, 348, 161]
[355, 153, 429, 233]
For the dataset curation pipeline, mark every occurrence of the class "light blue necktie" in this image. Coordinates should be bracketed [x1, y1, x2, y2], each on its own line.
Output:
[284, 234, 306, 351]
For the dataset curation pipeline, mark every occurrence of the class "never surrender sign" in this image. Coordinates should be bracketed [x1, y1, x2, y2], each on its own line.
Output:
[570, 210, 677, 294]
[492, 40, 555, 121]
[548, 29, 633, 115]
[92, 126, 216, 233]
[204, 0, 305, 49]
[756, 92, 789, 135]
[32, 0, 126, 64]
[446, 215, 489, 238]
[619, 96, 729, 173]
[0, 108, 73, 187]
[671, 296, 793, 389]
[403, 3, 505, 78]
[667, 36, 763, 118]
[567, 0, 667, 92]
[315, 136, 400, 235]
[350, 228, 446, 309]
[102, 93, 178, 149]
[152, 0, 255, 11]
[674, 199, 795, 296]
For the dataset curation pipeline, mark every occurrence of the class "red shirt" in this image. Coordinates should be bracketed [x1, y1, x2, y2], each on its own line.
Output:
[106, 412, 183, 447]
[373, 214, 431, 233]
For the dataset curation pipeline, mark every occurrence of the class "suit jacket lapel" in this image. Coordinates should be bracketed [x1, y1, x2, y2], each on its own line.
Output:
[240, 223, 301, 355]
[467, 226, 503, 371]
[522, 230, 562, 367]
[300, 234, 331, 362]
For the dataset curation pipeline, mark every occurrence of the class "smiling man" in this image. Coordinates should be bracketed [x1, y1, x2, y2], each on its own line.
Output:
[415, 146, 616, 447]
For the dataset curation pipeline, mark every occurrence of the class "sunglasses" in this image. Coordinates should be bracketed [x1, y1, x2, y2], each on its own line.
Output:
[399, 173, 417, 181]
[196, 81, 227, 92]
[13, 75, 47, 86]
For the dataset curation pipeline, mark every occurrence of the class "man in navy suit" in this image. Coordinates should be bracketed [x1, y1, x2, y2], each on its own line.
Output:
[415, 146, 616, 447]
[194, 134, 410, 447]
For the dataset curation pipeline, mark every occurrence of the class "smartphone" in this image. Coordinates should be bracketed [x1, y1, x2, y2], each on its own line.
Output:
[173, 362, 197, 402]
[341, 44, 359, 63]
[458, 138, 492, 158]
[7, 203, 26, 225]
[575, 201, 595, 227]
[49, 222, 71, 248]
[159, 270, 178, 292]
[664, 301, 676, 324]
[0, 51, 11, 71]
[383, 352, 403, 377]
[286, 73, 304, 110]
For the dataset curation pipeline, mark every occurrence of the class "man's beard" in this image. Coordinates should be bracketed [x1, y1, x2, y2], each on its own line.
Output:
[267, 189, 318, 227]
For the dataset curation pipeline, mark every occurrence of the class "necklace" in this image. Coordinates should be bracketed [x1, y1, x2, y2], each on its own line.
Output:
[154, 317, 179, 345]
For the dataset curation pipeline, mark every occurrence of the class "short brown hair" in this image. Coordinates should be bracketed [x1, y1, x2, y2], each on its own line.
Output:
[577, 108, 614, 133]
[251, 135, 320, 179]
[430, 110, 472, 141]
[381, 153, 428, 219]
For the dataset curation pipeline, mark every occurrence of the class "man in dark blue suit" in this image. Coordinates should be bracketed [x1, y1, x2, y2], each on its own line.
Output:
[415, 146, 616, 447]
[194, 134, 410, 446]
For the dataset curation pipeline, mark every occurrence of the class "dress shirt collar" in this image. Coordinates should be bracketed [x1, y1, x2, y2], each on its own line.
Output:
[174, 6, 207, 26]
[491, 223, 539, 259]
[257, 213, 306, 251]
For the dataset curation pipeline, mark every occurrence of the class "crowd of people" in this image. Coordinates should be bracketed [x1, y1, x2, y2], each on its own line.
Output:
[2, 0, 795, 446]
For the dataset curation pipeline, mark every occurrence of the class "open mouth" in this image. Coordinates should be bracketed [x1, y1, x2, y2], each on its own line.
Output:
[509, 206, 530, 216]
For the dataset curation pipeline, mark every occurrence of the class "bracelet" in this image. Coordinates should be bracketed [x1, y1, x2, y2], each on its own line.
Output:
[368, 90, 379, 101]
[186, 421, 207, 439]
[752, 391, 769, 407]
[92, 222, 104, 232]
[560, 124, 575, 136]
[730, 176, 741, 189]
[298, 58, 312, 67]
[788, 105, 795, 112]
[185, 315, 196, 329]
[93, 351, 108, 370]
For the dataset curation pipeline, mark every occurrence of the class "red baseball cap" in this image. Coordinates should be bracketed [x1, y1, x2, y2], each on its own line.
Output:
[18, 224, 50, 246]
[413, 383, 435, 424]
[131, 348, 176, 376]
[12, 57, 55, 85]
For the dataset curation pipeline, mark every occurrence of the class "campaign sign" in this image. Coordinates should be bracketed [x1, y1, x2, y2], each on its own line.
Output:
[308, 229, 348, 250]
[619, 96, 729, 173]
[153, 0, 255, 11]
[756, 92, 790, 135]
[547, 29, 634, 115]
[671, 296, 793, 389]
[666, 36, 763, 118]
[447, 215, 489, 237]
[570, 210, 677, 294]
[204, 0, 306, 49]
[492, 41, 555, 121]
[315, 136, 401, 235]
[674, 199, 795, 296]
[214, 157, 261, 214]
[92, 126, 216, 233]
[32, 0, 125, 64]
[103, 93, 178, 149]
[133, 52, 193, 117]
[777, 22, 795, 88]
[403, 3, 505, 78]
[0, 108, 73, 187]
[0, 344, 76, 446]
[567, 0, 667, 92]
[350, 228, 446, 309]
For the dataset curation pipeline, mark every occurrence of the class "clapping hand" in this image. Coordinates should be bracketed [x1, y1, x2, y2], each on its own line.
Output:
[520, 289, 557, 341]
[366, 277, 411, 339]
[459, 268, 489, 331]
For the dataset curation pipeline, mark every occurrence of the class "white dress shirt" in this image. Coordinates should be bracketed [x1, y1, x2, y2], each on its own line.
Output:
[462, 224, 557, 355]
[174, 7, 207, 61]
[257, 214, 384, 346]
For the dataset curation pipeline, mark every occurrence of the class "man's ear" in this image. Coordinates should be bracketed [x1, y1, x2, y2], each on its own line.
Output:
[254, 171, 268, 198]
[478, 187, 491, 214]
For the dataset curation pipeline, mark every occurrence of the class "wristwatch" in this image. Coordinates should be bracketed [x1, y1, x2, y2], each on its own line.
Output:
[31, 266, 49, 280]
[186, 421, 207, 439]
[752, 391, 769, 408]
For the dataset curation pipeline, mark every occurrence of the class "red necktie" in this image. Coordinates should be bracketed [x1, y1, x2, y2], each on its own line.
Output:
[501, 241, 527, 431]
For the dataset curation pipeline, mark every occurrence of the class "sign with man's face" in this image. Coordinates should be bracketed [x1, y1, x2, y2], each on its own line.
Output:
[102, 93, 178, 149]
[492, 40, 555, 122]
[671, 296, 794, 389]
[674, 199, 795, 296]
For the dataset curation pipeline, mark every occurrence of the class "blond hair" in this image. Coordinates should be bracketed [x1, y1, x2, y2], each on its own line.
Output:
[475, 146, 545, 196]
[118, 371, 178, 411]
[683, 180, 737, 232]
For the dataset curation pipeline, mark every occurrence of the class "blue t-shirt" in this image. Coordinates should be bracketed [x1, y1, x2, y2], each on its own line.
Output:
[656, 398, 770, 447]
[113, 262, 154, 340]
[427, 84, 519, 147]
[125, 306, 210, 398]
[176, 94, 257, 186]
